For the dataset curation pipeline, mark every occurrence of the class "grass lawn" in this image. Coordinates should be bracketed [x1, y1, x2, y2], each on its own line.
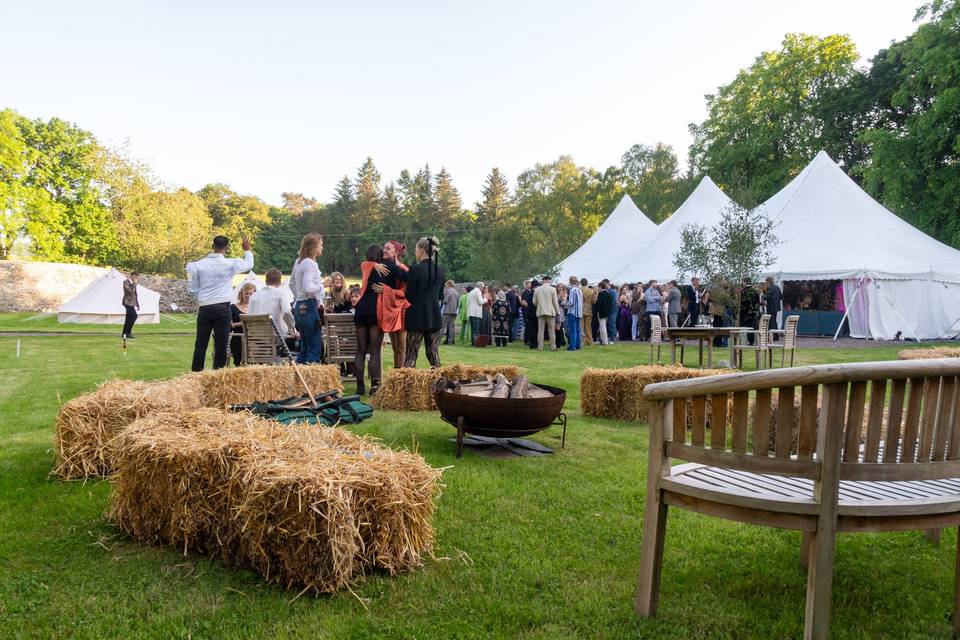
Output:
[0, 321, 955, 639]
[0, 311, 196, 334]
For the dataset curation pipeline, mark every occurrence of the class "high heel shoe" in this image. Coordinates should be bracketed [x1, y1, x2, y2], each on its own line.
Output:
[369, 378, 381, 397]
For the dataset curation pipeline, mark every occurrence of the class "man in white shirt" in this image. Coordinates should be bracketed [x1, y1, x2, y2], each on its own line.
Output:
[187, 235, 254, 371]
[467, 282, 485, 346]
[249, 268, 298, 348]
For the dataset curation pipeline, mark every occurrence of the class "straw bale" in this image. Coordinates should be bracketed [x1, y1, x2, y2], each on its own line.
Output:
[53, 377, 205, 480]
[898, 347, 960, 361]
[194, 364, 342, 408]
[579, 365, 730, 423]
[370, 364, 522, 411]
[108, 409, 442, 593]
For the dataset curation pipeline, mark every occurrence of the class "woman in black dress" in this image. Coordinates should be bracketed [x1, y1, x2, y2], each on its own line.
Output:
[491, 288, 510, 347]
[229, 282, 256, 366]
[403, 237, 445, 368]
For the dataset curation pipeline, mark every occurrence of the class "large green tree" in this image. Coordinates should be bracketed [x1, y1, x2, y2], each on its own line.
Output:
[689, 33, 859, 205]
[195, 183, 271, 252]
[859, 0, 960, 247]
[621, 142, 689, 221]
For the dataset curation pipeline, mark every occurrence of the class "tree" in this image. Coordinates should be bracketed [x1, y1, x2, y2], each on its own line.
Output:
[673, 203, 779, 326]
[195, 183, 271, 252]
[621, 142, 687, 221]
[475, 167, 511, 225]
[434, 167, 461, 230]
[281, 192, 317, 216]
[859, 0, 960, 248]
[689, 33, 859, 205]
[353, 157, 382, 225]
[256, 206, 308, 272]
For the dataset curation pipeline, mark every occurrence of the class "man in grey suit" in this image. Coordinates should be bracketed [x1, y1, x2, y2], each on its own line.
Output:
[121, 271, 140, 339]
[666, 280, 681, 334]
[532, 276, 561, 350]
[441, 280, 459, 345]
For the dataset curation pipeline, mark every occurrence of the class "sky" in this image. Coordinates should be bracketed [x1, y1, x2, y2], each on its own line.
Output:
[2, 0, 922, 207]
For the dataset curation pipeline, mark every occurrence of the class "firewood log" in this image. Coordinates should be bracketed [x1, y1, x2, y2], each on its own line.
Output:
[509, 375, 531, 399]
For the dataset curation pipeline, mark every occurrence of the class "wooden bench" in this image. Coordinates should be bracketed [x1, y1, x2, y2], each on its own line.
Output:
[325, 313, 359, 381]
[636, 358, 960, 640]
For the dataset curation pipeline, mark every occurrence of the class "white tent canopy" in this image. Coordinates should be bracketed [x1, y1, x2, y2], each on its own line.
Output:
[612, 176, 735, 283]
[57, 268, 161, 324]
[760, 151, 960, 340]
[553, 195, 656, 283]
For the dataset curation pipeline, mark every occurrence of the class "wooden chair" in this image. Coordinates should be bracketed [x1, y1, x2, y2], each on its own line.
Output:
[239, 314, 285, 365]
[768, 314, 800, 368]
[325, 313, 359, 381]
[649, 315, 663, 364]
[732, 313, 770, 370]
[636, 358, 960, 639]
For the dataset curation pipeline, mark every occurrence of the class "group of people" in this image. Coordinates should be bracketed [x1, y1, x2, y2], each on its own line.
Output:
[176, 232, 786, 395]
[184, 233, 446, 398]
[437, 274, 785, 351]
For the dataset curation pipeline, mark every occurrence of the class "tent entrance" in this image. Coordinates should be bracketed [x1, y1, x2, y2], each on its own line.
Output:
[782, 280, 845, 337]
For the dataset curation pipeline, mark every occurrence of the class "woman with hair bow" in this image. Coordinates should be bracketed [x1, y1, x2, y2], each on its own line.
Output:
[402, 237, 445, 368]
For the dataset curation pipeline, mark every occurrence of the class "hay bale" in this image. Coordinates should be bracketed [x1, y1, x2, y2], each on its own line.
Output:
[579, 365, 730, 422]
[53, 377, 205, 480]
[109, 409, 442, 593]
[370, 364, 522, 411]
[54, 364, 342, 480]
[194, 364, 343, 408]
[898, 347, 960, 361]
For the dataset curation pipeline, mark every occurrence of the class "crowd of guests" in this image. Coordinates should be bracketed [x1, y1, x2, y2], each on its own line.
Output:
[184, 231, 785, 396]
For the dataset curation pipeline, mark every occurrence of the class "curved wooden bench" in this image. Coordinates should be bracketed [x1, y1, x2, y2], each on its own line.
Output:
[636, 358, 960, 640]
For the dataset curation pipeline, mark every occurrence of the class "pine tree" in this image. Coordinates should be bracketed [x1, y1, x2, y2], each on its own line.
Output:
[322, 175, 355, 272]
[475, 167, 511, 225]
[433, 167, 462, 231]
[354, 157, 382, 225]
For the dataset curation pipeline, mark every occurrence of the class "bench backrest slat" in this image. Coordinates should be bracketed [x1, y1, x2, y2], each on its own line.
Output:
[690, 395, 707, 447]
[731, 391, 749, 453]
[863, 380, 887, 463]
[883, 379, 907, 463]
[949, 379, 960, 460]
[902, 377, 925, 462]
[934, 376, 956, 461]
[672, 398, 687, 443]
[711, 393, 727, 450]
[842, 382, 866, 462]
[775, 386, 796, 459]
[752, 388, 772, 456]
[919, 378, 942, 461]
[798, 384, 819, 460]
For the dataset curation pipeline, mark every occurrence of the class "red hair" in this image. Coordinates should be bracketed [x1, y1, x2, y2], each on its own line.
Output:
[385, 240, 406, 258]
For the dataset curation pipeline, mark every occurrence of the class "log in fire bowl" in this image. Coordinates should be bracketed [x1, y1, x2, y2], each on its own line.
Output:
[435, 384, 567, 459]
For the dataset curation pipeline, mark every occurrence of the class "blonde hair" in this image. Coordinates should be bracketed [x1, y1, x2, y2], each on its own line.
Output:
[237, 282, 257, 302]
[298, 233, 323, 260]
[330, 271, 346, 307]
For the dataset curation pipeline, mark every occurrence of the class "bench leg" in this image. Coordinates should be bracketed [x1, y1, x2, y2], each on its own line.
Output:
[804, 527, 836, 640]
[636, 493, 668, 617]
[924, 528, 942, 546]
[953, 526, 960, 637]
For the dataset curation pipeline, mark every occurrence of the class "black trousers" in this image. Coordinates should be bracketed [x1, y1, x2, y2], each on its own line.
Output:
[122, 305, 138, 336]
[687, 304, 699, 327]
[192, 302, 231, 371]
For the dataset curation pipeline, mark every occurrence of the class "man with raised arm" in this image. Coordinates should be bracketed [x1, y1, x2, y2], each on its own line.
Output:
[187, 235, 254, 371]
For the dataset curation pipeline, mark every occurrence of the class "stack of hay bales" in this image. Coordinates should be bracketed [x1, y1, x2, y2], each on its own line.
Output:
[371, 364, 522, 411]
[53, 364, 342, 480]
[580, 365, 729, 422]
[109, 409, 441, 593]
[54, 377, 205, 479]
[898, 347, 960, 360]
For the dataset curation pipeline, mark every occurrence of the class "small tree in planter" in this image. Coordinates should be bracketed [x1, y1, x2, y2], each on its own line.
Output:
[673, 203, 779, 326]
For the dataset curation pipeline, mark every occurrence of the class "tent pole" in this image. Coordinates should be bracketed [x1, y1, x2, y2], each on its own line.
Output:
[833, 278, 862, 341]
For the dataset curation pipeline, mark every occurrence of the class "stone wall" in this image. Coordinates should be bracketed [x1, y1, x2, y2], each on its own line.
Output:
[0, 261, 197, 313]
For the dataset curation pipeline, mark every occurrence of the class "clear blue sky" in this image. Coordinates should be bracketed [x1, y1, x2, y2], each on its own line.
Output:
[2, 0, 920, 206]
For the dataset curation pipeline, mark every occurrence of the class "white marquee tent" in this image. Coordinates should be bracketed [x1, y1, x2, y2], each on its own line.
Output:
[554, 195, 656, 283]
[612, 176, 735, 283]
[760, 151, 960, 340]
[57, 268, 161, 324]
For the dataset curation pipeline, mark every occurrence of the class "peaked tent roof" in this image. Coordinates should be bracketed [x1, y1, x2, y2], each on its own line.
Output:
[760, 150, 960, 282]
[554, 194, 656, 283]
[612, 176, 734, 283]
[58, 268, 161, 324]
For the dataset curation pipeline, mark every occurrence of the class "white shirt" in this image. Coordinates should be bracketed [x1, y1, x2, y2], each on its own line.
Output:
[467, 287, 484, 318]
[249, 285, 296, 337]
[289, 257, 324, 303]
[186, 251, 254, 306]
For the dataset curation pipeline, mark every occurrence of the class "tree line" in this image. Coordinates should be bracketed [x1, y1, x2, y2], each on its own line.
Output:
[1, 0, 957, 281]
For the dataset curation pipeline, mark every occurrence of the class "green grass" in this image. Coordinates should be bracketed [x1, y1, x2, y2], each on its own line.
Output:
[0, 311, 196, 334]
[0, 322, 954, 639]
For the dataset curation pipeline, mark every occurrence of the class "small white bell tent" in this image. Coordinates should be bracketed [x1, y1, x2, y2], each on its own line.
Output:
[57, 269, 161, 324]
